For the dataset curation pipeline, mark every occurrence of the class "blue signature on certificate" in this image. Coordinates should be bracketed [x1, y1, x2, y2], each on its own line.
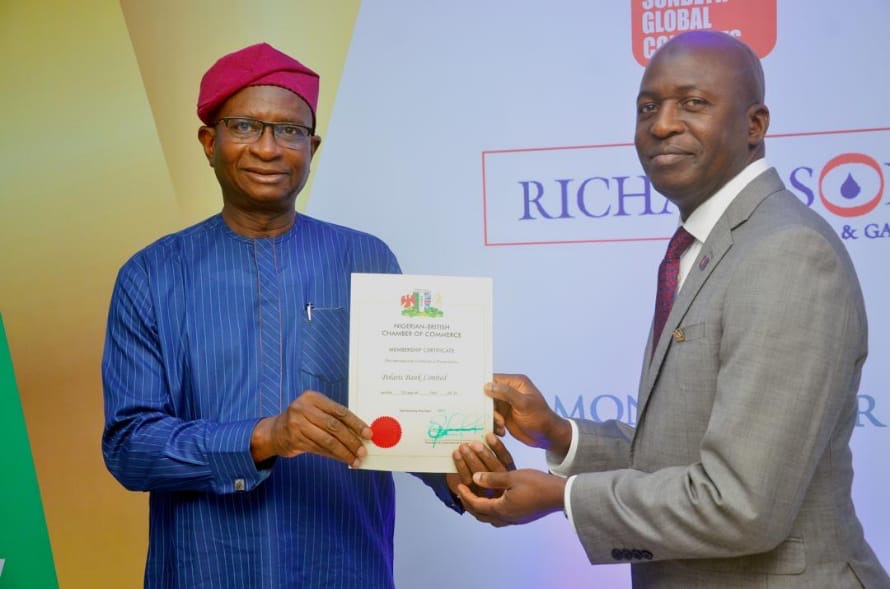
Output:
[427, 413, 484, 447]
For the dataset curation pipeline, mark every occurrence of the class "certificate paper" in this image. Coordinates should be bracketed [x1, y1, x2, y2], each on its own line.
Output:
[349, 273, 493, 473]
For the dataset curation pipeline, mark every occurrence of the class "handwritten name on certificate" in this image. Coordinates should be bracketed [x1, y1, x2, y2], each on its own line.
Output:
[349, 273, 493, 473]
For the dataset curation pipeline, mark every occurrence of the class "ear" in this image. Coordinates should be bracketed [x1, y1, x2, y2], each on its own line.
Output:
[746, 103, 770, 147]
[198, 126, 216, 166]
[309, 135, 322, 159]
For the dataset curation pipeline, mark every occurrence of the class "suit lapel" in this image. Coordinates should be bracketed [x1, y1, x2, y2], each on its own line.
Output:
[635, 168, 786, 423]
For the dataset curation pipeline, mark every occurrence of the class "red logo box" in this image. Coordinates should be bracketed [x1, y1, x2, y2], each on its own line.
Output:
[631, 0, 777, 66]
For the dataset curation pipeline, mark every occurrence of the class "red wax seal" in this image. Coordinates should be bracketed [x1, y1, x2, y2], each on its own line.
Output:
[370, 416, 402, 448]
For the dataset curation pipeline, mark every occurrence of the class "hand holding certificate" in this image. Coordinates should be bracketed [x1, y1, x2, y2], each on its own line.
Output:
[349, 274, 493, 472]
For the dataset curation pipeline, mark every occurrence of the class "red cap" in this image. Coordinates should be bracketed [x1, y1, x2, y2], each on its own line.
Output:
[197, 42, 320, 124]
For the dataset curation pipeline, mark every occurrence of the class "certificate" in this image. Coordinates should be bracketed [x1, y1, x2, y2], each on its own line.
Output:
[349, 273, 493, 472]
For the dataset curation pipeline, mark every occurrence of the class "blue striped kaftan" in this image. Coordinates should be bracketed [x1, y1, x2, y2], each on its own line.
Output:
[102, 213, 458, 588]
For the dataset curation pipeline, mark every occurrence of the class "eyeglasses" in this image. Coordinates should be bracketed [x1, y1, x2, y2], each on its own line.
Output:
[215, 117, 314, 149]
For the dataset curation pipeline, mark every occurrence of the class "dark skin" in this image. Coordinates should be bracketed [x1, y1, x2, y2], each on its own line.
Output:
[635, 32, 770, 220]
[452, 433, 516, 499]
[458, 31, 771, 526]
[198, 84, 321, 238]
[456, 374, 570, 524]
[198, 84, 511, 492]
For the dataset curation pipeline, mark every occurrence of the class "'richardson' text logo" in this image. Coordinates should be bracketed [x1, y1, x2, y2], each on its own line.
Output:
[481, 127, 890, 247]
[482, 142, 676, 246]
[553, 393, 886, 428]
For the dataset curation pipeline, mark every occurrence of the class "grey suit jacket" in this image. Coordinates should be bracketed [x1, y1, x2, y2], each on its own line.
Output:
[563, 169, 889, 587]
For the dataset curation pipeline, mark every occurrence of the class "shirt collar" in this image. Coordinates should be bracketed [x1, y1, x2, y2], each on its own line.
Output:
[682, 158, 771, 243]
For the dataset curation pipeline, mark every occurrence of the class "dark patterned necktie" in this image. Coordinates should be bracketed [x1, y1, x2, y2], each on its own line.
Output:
[652, 226, 695, 354]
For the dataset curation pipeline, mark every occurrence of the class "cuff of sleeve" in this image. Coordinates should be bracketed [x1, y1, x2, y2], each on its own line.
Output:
[206, 418, 273, 494]
[547, 419, 580, 476]
[563, 475, 579, 529]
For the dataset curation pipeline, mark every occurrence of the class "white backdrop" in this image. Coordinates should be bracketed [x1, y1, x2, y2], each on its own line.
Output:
[309, 2, 890, 587]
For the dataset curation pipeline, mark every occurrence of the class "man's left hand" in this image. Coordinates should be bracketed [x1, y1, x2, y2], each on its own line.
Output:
[455, 468, 566, 527]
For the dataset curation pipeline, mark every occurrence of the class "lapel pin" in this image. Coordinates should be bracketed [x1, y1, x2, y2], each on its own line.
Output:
[698, 255, 710, 271]
[672, 328, 686, 342]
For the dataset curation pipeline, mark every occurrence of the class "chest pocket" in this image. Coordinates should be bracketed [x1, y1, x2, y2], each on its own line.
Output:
[300, 307, 349, 384]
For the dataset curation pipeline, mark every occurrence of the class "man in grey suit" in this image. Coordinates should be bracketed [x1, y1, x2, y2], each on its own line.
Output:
[453, 31, 889, 587]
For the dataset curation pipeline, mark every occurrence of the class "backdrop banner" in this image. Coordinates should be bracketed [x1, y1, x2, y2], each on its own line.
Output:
[0, 314, 58, 589]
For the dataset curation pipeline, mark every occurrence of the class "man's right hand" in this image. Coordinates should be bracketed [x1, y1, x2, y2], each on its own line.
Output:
[485, 374, 572, 458]
[250, 390, 372, 467]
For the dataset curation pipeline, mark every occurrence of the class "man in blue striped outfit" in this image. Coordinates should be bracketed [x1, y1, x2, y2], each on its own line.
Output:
[102, 42, 507, 589]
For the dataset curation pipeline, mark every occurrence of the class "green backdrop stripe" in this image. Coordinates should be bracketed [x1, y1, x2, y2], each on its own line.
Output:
[0, 314, 58, 588]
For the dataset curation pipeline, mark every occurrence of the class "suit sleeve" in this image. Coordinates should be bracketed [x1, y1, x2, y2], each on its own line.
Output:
[566, 225, 866, 563]
[557, 418, 635, 475]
